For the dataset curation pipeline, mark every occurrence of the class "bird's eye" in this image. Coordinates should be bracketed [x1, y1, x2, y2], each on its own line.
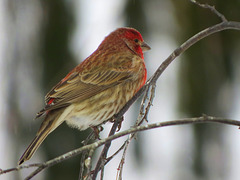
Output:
[134, 39, 139, 43]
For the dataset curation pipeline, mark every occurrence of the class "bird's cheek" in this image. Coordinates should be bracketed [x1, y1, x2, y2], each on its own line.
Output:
[135, 46, 144, 58]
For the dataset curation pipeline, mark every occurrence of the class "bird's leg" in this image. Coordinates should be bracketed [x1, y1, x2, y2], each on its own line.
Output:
[91, 126, 103, 140]
[116, 117, 124, 131]
[110, 116, 124, 132]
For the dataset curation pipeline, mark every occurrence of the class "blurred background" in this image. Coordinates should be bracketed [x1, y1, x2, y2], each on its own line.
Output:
[1, 0, 240, 179]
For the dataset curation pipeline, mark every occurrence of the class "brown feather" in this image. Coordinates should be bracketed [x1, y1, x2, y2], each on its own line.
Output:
[37, 53, 137, 117]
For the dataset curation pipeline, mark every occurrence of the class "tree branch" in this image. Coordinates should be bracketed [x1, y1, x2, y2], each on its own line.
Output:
[1, 115, 239, 179]
[91, 119, 120, 179]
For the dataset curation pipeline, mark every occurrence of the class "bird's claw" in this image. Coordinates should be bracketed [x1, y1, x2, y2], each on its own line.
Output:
[91, 126, 103, 140]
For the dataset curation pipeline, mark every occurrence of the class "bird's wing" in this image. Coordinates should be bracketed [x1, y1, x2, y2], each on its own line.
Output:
[36, 54, 136, 118]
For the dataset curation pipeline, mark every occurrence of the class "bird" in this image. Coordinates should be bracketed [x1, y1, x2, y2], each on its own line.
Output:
[18, 27, 150, 165]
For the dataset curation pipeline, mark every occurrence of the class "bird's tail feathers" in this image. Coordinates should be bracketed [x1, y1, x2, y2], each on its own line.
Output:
[18, 109, 64, 165]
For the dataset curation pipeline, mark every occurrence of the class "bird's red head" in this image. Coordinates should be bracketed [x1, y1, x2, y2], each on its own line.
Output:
[100, 27, 150, 59]
[119, 28, 150, 59]
[122, 28, 143, 42]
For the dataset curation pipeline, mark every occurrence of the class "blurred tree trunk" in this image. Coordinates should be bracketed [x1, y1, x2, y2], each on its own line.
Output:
[171, 0, 240, 179]
[6, 0, 87, 179]
[5, 0, 43, 179]
[40, 1, 90, 180]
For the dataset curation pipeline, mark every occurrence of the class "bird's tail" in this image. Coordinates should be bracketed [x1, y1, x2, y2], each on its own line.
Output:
[18, 109, 65, 165]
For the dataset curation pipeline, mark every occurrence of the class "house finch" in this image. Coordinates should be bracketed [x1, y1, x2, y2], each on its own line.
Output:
[18, 27, 150, 165]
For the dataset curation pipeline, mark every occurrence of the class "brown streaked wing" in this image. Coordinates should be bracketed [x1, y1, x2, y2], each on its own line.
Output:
[41, 66, 134, 113]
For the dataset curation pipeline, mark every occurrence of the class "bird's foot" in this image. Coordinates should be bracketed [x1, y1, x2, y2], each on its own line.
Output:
[91, 126, 103, 140]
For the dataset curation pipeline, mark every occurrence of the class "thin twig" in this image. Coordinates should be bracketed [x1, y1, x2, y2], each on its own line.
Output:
[138, 83, 156, 125]
[84, 149, 95, 180]
[149, 21, 240, 88]
[0, 163, 41, 175]
[138, 80, 152, 119]
[100, 165, 104, 180]
[91, 117, 122, 179]
[116, 138, 130, 180]
[78, 132, 95, 180]
[116, 83, 157, 177]
[78, 150, 88, 180]
[105, 142, 127, 165]
[190, 0, 227, 22]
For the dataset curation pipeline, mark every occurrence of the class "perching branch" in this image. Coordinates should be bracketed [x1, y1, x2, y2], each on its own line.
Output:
[1, 115, 240, 179]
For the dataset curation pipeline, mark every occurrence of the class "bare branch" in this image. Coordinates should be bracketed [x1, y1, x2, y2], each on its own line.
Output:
[149, 21, 240, 88]
[2, 115, 238, 180]
[116, 83, 157, 177]
[116, 137, 129, 180]
[105, 142, 127, 165]
[91, 117, 123, 179]
[78, 132, 95, 180]
[190, 0, 227, 22]
[0, 163, 41, 175]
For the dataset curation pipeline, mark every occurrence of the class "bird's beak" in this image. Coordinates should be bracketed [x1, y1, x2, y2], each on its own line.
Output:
[141, 41, 151, 52]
